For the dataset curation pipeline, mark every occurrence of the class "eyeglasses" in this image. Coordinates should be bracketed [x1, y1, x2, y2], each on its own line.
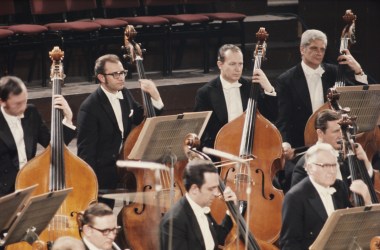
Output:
[312, 162, 337, 168]
[89, 225, 121, 236]
[102, 70, 128, 79]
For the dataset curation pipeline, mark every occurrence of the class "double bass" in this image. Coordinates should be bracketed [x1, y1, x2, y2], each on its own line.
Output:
[7, 47, 98, 250]
[213, 27, 284, 244]
[119, 25, 183, 250]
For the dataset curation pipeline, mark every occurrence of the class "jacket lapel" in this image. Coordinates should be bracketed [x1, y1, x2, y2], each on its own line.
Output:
[306, 178, 328, 221]
[0, 112, 18, 154]
[96, 88, 120, 133]
[294, 64, 313, 113]
[183, 198, 207, 249]
[210, 78, 229, 125]
[21, 109, 35, 159]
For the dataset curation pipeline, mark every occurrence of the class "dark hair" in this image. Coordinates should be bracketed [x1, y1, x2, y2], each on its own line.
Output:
[80, 203, 113, 227]
[217, 44, 242, 63]
[183, 159, 218, 191]
[0, 76, 25, 101]
[314, 109, 341, 132]
[94, 54, 121, 84]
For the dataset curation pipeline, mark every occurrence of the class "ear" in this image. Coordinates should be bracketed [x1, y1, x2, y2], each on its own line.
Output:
[97, 74, 105, 83]
[316, 128, 324, 138]
[217, 60, 223, 70]
[82, 225, 92, 236]
[300, 46, 305, 56]
[189, 184, 199, 195]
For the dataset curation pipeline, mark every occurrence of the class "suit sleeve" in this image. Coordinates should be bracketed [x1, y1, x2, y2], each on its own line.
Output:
[280, 192, 305, 250]
[275, 75, 293, 145]
[160, 215, 191, 250]
[77, 104, 98, 168]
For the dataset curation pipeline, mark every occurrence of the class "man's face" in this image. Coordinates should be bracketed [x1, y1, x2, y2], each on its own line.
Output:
[97, 61, 126, 94]
[194, 172, 220, 208]
[1, 88, 28, 116]
[300, 39, 326, 69]
[307, 151, 338, 187]
[84, 215, 118, 250]
[217, 50, 244, 84]
[318, 120, 342, 150]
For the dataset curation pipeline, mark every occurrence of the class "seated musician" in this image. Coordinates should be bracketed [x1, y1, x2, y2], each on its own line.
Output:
[0, 76, 76, 197]
[160, 159, 237, 250]
[79, 203, 122, 250]
[280, 143, 372, 250]
[291, 109, 374, 188]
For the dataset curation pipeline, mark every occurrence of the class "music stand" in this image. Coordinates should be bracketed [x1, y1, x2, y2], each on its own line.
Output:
[336, 85, 380, 133]
[0, 185, 37, 238]
[127, 111, 212, 161]
[309, 204, 380, 250]
[1, 188, 72, 246]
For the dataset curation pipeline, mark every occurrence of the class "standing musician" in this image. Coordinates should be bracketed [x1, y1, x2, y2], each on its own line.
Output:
[194, 44, 277, 150]
[0, 75, 76, 197]
[79, 203, 121, 250]
[291, 109, 374, 188]
[280, 143, 372, 250]
[76, 54, 164, 208]
[276, 29, 368, 153]
[160, 159, 238, 250]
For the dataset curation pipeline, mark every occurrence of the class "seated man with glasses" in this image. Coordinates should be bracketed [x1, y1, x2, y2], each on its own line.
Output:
[80, 203, 122, 250]
[279, 143, 372, 250]
[77, 54, 164, 208]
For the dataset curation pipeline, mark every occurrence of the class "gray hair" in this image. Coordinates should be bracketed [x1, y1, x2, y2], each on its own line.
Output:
[305, 143, 336, 166]
[300, 29, 328, 47]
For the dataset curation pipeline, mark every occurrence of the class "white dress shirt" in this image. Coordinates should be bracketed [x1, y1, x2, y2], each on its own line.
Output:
[310, 178, 336, 217]
[1, 106, 27, 169]
[301, 61, 325, 113]
[220, 76, 243, 122]
[186, 193, 215, 250]
[101, 86, 124, 138]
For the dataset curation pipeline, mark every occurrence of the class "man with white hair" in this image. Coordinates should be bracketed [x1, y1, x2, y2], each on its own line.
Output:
[280, 143, 372, 250]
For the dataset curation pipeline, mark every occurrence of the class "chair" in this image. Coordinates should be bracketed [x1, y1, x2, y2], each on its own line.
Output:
[0, 0, 49, 86]
[101, 0, 171, 76]
[142, 0, 211, 74]
[0, 28, 14, 77]
[65, 0, 128, 56]
[29, 0, 102, 82]
[184, 0, 246, 65]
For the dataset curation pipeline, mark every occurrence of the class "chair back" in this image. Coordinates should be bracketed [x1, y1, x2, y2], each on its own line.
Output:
[29, 0, 68, 15]
[0, 0, 15, 16]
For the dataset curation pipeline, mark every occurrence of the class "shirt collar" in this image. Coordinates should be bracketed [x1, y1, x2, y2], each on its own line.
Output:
[186, 193, 210, 216]
[301, 61, 325, 77]
[220, 76, 242, 90]
[83, 236, 103, 250]
[309, 177, 336, 196]
[1, 106, 24, 122]
[100, 85, 124, 100]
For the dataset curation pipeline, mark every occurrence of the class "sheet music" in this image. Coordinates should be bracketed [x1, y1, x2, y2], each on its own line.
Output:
[128, 111, 211, 161]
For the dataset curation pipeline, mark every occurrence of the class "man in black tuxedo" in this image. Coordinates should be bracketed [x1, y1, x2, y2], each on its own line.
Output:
[276, 29, 368, 152]
[80, 203, 121, 250]
[77, 54, 164, 208]
[291, 109, 374, 188]
[194, 44, 277, 150]
[0, 76, 76, 197]
[280, 143, 372, 250]
[160, 159, 237, 250]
